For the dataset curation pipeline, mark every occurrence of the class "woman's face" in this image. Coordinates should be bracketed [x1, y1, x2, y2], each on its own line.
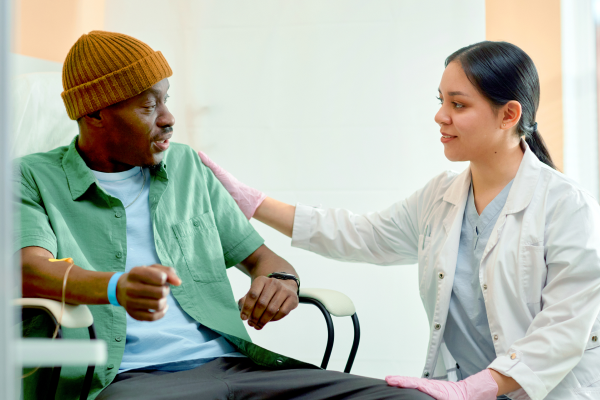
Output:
[434, 61, 510, 163]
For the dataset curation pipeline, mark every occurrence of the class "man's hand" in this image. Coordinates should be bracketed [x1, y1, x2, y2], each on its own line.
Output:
[238, 275, 299, 330]
[116, 264, 182, 321]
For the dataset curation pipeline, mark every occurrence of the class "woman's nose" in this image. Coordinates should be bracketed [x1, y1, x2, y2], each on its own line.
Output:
[434, 106, 450, 126]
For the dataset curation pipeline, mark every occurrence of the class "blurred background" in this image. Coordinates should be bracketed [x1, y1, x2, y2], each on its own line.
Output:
[6, 0, 600, 381]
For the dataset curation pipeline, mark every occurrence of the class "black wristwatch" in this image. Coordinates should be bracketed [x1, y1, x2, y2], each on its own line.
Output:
[268, 272, 300, 295]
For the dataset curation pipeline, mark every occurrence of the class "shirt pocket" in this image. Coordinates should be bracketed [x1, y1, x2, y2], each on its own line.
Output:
[172, 211, 227, 283]
[520, 244, 547, 316]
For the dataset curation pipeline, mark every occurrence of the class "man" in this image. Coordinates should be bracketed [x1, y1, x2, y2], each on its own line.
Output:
[17, 30, 430, 400]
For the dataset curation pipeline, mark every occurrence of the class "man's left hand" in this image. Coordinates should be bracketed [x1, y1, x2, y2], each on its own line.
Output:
[238, 275, 299, 330]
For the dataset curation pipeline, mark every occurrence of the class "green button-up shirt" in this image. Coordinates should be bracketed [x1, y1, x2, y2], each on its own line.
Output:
[16, 136, 314, 400]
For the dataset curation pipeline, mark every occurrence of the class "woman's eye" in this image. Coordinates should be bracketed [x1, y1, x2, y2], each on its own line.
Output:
[453, 102, 464, 109]
[164, 95, 170, 104]
[436, 96, 443, 104]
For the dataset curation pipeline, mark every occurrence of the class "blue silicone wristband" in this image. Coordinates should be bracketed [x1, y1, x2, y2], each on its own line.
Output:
[108, 272, 124, 306]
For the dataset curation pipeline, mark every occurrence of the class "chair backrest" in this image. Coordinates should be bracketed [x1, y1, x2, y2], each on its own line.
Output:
[12, 72, 78, 159]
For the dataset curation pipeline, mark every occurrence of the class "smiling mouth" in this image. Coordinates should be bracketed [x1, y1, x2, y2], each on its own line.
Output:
[152, 136, 171, 152]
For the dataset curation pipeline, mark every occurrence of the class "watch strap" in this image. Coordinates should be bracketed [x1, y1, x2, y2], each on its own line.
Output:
[267, 272, 300, 295]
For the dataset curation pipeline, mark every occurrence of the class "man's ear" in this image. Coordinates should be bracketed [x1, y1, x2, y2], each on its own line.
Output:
[82, 110, 103, 127]
[500, 100, 522, 130]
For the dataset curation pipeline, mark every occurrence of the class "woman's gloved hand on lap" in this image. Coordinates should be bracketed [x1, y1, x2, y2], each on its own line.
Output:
[198, 151, 267, 219]
[386, 369, 499, 400]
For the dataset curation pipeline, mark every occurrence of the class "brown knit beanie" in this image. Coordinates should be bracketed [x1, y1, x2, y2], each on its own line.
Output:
[61, 30, 173, 120]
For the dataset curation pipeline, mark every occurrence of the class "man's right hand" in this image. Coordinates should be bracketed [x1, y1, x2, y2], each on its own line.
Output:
[116, 264, 182, 321]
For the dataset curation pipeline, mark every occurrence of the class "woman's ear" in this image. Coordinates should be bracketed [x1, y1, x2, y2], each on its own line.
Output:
[501, 100, 522, 130]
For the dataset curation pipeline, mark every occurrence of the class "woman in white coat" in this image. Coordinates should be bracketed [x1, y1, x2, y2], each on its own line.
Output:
[199, 41, 600, 400]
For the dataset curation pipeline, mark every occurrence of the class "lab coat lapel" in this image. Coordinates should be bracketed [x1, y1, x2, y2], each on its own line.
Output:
[442, 168, 471, 235]
[439, 168, 470, 290]
[481, 140, 542, 262]
[423, 167, 470, 373]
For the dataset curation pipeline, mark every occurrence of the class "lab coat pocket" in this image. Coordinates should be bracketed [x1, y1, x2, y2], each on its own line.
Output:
[521, 244, 547, 315]
[574, 387, 600, 399]
[172, 211, 227, 283]
[570, 321, 600, 388]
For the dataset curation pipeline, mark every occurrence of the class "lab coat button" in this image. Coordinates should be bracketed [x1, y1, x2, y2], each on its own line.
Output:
[276, 359, 283, 365]
[593, 336, 598, 342]
[434, 323, 441, 330]
[510, 353, 516, 360]
[193, 220, 200, 227]
[483, 284, 487, 290]
[424, 371, 430, 378]
[107, 364, 114, 369]
[115, 336, 122, 342]
[116, 251, 122, 259]
[493, 335, 498, 341]
[115, 212, 122, 218]
[438, 272, 444, 279]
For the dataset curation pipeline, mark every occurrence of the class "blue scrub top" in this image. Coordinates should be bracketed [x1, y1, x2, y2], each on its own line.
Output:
[443, 179, 513, 399]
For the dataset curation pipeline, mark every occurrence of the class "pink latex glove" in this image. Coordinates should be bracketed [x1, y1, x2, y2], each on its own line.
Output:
[198, 151, 267, 219]
[386, 369, 498, 400]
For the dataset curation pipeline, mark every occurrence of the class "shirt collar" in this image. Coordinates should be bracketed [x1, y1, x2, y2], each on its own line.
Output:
[503, 139, 542, 214]
[62, 135, 169, 201]
[62, 135, 97, 201]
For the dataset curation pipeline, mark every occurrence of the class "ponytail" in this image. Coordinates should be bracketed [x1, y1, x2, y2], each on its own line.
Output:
[525, 128, 556, 170]
[446, 41, 556, 170]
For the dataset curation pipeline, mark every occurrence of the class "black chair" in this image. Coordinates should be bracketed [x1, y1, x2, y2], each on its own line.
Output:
[18, 287, 360, 399]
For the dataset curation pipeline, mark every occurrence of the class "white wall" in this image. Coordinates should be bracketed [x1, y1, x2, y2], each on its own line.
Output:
[103, 0, 483, 379]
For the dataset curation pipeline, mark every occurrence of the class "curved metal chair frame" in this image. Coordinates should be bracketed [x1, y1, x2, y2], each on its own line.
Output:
[299, 297, 360, 373]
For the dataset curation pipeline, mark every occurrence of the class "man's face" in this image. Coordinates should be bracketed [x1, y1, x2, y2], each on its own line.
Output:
[98, 79, 174, 169]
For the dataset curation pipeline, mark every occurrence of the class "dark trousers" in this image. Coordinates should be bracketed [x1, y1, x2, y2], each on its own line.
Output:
[97, 357, 434, 400]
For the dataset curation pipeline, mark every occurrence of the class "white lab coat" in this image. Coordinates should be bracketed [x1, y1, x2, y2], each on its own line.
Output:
[291, 141, 600, 400]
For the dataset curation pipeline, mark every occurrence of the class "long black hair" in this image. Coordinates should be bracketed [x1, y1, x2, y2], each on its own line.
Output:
[445, 41, 556, 169]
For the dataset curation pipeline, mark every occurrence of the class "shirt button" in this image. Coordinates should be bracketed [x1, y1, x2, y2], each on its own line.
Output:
[115, 212, 122, 218]
[438, 272, 444, 279]
[593, 336, 598, 342]
[510, 353, 517, 360]
[276, 359, 283, 365]
[115, 336, 122, 342]
[483, 284, 488, 290]
[116, 251, 122, 259]
[424, 371, 430, 378]
[493, 335, 499, 341]
[434, 323, 441, 330]
[107, 364, 114, 369]
[193, 220, 200, 227]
